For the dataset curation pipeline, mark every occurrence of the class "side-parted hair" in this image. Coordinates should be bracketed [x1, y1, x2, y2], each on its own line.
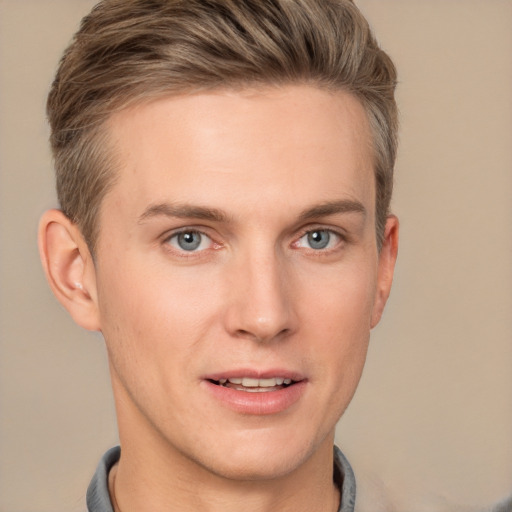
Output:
[47, 0, 398, 253]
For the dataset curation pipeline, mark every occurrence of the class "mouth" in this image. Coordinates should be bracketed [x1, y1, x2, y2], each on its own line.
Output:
[203, 372, 307, 414]
[208, 376, 297, 393]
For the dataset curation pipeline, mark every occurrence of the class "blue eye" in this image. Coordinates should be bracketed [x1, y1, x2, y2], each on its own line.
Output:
[297, 229, 340, 250]
[168, 231, 211, 252]
[308, 230, 330, 249]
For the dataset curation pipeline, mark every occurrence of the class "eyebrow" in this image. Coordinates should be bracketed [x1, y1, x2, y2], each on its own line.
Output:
[138, 198, 366, 224]
[138, 203, 230, 224]
[298, 200, 366, 221]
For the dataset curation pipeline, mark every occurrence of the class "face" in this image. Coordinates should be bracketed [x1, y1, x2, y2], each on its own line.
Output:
[92, 85, 396, 481]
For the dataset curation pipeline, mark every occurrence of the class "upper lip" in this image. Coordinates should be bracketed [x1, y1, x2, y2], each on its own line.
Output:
[203, 368, 305, 382]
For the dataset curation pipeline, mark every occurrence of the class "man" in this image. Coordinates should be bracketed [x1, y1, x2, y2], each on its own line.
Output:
[38, 1, 399, 511]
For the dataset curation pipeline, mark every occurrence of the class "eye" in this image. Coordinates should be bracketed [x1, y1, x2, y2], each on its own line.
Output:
[167, 230, 213, 252]
[296, 229, 341, 250]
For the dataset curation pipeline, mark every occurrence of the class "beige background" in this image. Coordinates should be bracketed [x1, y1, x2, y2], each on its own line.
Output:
[0, 1, 511, 511]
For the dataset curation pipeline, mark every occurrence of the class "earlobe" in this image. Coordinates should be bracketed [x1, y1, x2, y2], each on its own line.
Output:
[370, 215, 399, 329]
[38, 209, 101, 331]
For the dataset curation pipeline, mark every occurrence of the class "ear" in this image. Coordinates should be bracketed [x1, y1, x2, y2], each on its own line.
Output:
[371, 215, 399, 328]
[38, 209, 101, 331]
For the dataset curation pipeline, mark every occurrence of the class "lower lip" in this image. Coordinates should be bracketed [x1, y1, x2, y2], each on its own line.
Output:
[202, 380, 307, 415]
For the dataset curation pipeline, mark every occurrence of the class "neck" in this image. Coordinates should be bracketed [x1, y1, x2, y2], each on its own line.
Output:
[110, 425, 339, 512]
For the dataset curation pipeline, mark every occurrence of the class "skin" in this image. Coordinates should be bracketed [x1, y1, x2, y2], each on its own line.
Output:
[39, 85, 398, 512]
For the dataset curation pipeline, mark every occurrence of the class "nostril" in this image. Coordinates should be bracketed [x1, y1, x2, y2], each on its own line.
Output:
[234, 327, 291, 343]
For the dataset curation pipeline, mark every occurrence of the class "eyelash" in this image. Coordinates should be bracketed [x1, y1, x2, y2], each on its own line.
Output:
[163, 228, 219, 258]
[293, 227, 346, 253]
[161, 226, 346, 258]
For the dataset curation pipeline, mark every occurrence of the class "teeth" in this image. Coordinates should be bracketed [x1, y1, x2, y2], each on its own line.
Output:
[221, 377, 293, 387]
[242, 377, 259, 387]
[259, 378, 277, 387]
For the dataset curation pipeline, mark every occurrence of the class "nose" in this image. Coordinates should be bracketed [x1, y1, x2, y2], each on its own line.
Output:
[223, 247, 297, 343]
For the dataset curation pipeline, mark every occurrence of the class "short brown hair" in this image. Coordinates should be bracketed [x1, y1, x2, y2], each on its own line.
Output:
[47, 0, 398, 253]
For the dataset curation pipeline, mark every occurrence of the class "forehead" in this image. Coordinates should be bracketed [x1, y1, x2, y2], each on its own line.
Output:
[102, 85, 375, 225]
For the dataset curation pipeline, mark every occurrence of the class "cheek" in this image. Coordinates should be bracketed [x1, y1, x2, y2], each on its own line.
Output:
[301, 259, 377, 331]
[95, 259, 225, 422]
[96, 258, 222, 358]
[298, 259, 377, 377]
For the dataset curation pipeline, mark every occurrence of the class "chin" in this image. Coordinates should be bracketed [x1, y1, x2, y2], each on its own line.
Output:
[201, 451, 307, 482]
[190, 428, 327, 482]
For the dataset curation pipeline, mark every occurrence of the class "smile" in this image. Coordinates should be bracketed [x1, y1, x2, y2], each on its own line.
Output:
[210, 377, 295, 392]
